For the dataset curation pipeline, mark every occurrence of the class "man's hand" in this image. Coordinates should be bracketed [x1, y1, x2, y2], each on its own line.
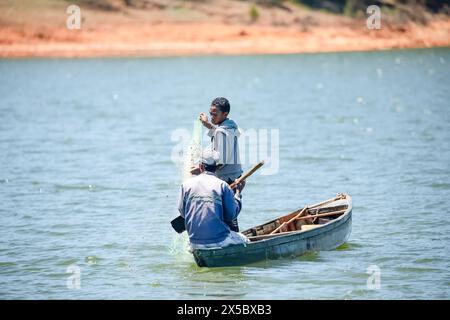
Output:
[190, 166, 201, 175]
[235, 180, 246, 192]
[199, 112, 212, 129]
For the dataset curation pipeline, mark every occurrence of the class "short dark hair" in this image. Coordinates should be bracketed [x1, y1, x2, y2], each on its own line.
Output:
[211, 97, 230, 114]
[203, 164, 217, 172]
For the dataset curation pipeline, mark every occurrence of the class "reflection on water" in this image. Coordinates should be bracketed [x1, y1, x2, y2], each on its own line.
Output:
[1, 48, 449, 299]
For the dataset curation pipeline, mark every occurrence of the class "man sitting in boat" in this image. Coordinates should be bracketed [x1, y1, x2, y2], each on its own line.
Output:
[178, 149, 249, 251]
[198, 97, 243, 231]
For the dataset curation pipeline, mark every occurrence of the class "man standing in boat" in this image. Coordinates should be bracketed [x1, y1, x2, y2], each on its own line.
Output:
[178, 149, 249, 251]
[198, 97, 243, 231]
[199, 97, 243, 183]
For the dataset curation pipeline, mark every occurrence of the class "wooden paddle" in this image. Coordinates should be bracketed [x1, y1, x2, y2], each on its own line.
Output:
[171, 160, 265, 233]
[229, 160, 265, 190]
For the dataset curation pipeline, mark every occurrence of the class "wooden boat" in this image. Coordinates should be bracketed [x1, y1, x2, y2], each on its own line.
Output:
[192, 193, 352, 267]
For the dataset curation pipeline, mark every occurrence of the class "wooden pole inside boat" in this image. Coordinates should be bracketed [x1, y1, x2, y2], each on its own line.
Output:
[308, 193, 346, 209]
[270, 206, 307, 234]
[276, 194, 345, 223]
[270, 222, 287, 235]
[254, 209, 348, 240]
[293, 209, 347, 222]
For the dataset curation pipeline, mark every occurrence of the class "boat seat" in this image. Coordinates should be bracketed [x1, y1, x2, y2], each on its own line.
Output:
[301, 225, 322, 232]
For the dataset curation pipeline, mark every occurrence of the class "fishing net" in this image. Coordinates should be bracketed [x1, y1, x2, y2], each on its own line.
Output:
[181, 119, 203, 182]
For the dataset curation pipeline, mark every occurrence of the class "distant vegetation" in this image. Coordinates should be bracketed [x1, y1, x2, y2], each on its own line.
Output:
[72, 0, 450, 14]
[293, 0, 450, 24]
[259, 0, 449, 14]
[249, 4, 260, 22]
[68, 0, 449, 25]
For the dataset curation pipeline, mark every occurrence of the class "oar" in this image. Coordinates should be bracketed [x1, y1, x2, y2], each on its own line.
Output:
[171, 160, 265, 233]
[229, 160, 264, 189]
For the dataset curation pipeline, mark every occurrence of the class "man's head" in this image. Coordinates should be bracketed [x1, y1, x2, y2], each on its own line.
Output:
[200, 163, 217, 173]
[200, 149, 219, 173]
[210, 97, 230, 125]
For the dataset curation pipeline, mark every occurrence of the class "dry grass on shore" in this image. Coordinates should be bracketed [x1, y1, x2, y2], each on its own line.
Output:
[1, 0, 449, 57]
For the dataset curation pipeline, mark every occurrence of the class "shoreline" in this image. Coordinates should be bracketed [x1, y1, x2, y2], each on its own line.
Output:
[1, 9, 449, 59]
[1, 44, 449, 60]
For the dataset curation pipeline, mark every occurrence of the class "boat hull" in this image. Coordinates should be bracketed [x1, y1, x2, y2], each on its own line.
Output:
[192, 205, 352, 267]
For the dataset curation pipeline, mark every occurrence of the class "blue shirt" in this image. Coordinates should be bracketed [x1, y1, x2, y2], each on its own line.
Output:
[178, 171, 242, 245]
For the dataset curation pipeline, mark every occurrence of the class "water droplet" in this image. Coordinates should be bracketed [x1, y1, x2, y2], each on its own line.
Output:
[376, 68, 383, 78]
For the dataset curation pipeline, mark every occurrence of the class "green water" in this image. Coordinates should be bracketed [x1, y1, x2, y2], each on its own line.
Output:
[0, 48, 449, 299]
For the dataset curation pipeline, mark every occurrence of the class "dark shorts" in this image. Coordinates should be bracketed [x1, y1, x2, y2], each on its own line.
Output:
[225, 175, 241, 232]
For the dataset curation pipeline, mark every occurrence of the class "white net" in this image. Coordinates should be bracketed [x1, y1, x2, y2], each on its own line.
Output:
[181, 119, 203, 182]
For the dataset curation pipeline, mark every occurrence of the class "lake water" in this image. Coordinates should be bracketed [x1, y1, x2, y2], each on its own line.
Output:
[1, 48, 449, 299]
